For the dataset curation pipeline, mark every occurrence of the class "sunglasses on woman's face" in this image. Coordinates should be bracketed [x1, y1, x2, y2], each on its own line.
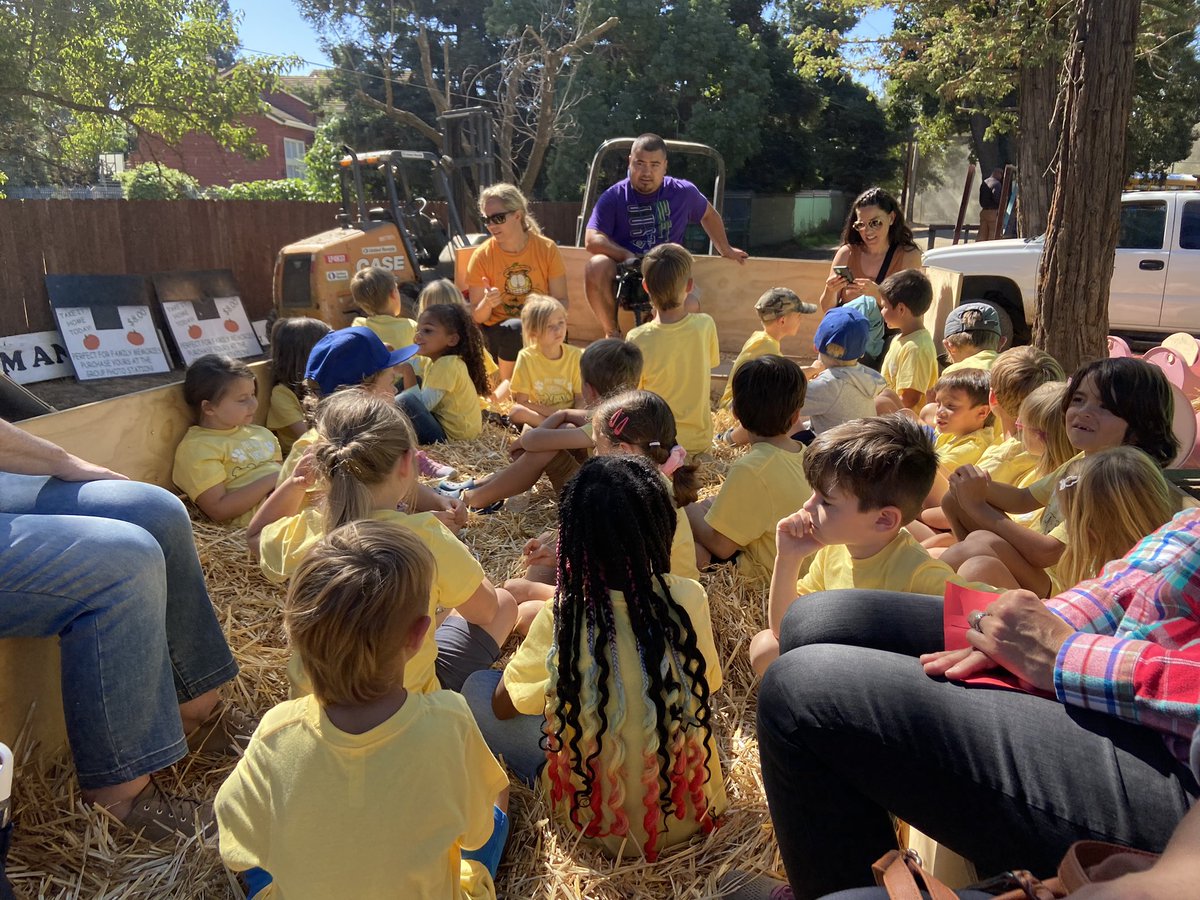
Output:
[853, 217, 887, 231]
[481, 211, 511, 226]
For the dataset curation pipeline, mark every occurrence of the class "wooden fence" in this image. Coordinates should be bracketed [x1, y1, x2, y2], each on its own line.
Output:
[0, 199, 583, 338]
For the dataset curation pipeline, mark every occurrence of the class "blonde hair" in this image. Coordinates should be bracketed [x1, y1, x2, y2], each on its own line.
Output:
[311, 392, 418, 534]
[520, 294, 566, 346]
[641, 243, 692, 309]
[350, 267, 398, 315]
[1056, 447, 1179, 589]
[479, 183, 542, 235]
[418, 278, 465, 311]
[284, 520, 433, 706]
[1020, 382, 1075, 477]
[990, 346, 1065, 417]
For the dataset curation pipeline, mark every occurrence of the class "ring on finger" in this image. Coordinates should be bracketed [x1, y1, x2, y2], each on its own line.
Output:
[967, 610, 992, 633]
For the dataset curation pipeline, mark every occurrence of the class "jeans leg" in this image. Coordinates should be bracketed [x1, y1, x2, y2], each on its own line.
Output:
[780, 589, 946, 657]
[0, 474, 237, 701]
[0, 510, 188, 788]
[397, 390, 448, 444]
[758, 639, 1196, 899]
[461, 669, 546, 786]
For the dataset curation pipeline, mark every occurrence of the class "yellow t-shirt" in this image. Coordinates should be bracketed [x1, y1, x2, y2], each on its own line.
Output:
[671, 506, 701, 582]
[172, 425, 282, 526]
[425, 356, 483, 441]
[881, 328, 938, 397]
[798, 528, 956, 596]
[267, 383, 306, 456]
[503, 575, 727, 858]
[705, 442, 811, 581]
[465, 234, 567, 327]
[720, 330, 779, 409]
[627, 313, 720, 456]
[977, 434, 1038, 487]
[935, 429, 995, 472]
[215, 691, 506, 900]
[1043, 522, 1071, 596]
[279, 428, 317, 485]
[259, 507, 485, 695]
[351, 314, 418, 351]
[510, 344, 583, 410]
[942, 349, 999, 374]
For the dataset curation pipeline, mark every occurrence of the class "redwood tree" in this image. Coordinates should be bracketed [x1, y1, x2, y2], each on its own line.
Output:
[1034, 0, 1142, 371]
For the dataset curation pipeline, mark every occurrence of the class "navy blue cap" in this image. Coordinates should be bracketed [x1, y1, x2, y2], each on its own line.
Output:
[304, 326, 418, 396]
[814, 306, 869, 360]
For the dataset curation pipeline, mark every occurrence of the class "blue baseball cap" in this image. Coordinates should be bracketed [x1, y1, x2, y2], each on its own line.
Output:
[814, 306, 869, 361]
[305, 326, 418, 396]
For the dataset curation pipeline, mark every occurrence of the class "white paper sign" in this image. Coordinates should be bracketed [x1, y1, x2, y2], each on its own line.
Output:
[161, 295, 262, 365]
[54, 305, 171, 380]
[0, 330, 76, 384]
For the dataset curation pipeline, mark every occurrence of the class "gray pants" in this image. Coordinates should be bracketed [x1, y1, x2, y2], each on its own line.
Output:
[757, 590, 1197, 900]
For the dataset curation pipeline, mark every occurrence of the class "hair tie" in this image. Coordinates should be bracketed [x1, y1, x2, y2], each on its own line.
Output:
[660, 444, 687, 477]
[648, 440, 662, 448]
[608, 409, 630, 437]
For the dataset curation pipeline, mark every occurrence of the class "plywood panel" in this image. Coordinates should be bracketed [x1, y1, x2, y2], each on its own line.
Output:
[17, 360, 271, 488]
[0, 639, 65, 760]
[924, 266, 964, 345]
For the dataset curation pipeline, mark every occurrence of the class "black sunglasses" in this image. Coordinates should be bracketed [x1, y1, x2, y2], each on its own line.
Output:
[481, 211, 512, 226]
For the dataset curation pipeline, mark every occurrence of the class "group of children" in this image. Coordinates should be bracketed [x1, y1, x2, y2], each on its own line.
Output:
[164, 242, 1191, 898]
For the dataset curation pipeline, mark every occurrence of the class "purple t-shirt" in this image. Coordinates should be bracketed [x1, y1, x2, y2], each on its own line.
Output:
[586, 176, 710, 255]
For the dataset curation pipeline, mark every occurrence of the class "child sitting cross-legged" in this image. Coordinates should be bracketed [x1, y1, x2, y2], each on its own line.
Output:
[461, 455, 725, 861]
[508, 294, 582, 427]
[748, 414, 954, 676]
[686, 355, 810, 581]
[216, 520, 511, 900]
[626, 243, 720, 456]
[436, 338, 643, 514]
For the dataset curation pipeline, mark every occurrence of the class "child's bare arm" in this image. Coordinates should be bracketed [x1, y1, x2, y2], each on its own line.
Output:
[685, 500, 742, 560]
[245, 453, 315, 558]
[491, 676, 521, 721]
[768, 510, 822, 636]
[194, 472, 278, 524]
[519, 424, 594, 453]
[398, 362, 417, 390]
[951, 469, 1064, 568]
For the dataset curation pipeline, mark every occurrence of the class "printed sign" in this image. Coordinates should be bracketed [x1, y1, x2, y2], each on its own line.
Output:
[326, 269, 350, 282]
[0, 330, 76, 384]
[54, 305, 171, 380]
[160, 295, 262, 366]
[324, 253, 348, 264]
[252, 319, 271, 347]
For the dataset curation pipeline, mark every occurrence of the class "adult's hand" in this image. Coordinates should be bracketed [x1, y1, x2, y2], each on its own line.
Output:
[853, 278, 882, 301]
[721, 246, 749, 265]
[964, 590, 1075, 692]
[825, 271, 863, 303]
[52, 455, 129, 483]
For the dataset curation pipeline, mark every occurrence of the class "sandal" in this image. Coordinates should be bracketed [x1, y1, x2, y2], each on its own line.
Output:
[118, 779, 214, 842]
[185, 700, 256, 756]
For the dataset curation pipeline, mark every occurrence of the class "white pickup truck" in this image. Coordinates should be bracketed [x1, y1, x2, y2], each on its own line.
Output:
[924, 190, 1200, 345]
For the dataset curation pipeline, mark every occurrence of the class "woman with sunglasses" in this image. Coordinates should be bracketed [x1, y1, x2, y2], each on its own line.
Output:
[465, 183, 569, 389]
[819, 187, 924, 369]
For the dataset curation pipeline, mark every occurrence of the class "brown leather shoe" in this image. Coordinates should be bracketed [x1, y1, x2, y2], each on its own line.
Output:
[119, 779, 214, 842]
[185, 700, 256, 756]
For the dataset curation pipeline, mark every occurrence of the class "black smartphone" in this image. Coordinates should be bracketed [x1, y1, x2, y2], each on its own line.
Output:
[833, 265, 855, 282]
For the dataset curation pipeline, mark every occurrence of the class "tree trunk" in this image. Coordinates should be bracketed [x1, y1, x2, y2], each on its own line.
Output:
[1016, 59, 1059, 237]
[1034, 0, 1141, 372]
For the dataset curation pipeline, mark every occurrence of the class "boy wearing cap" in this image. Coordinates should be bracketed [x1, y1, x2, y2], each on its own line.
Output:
[941, 302, 1004, 374]
[719, 287, 816, 409]
[795, 306, 885, 436]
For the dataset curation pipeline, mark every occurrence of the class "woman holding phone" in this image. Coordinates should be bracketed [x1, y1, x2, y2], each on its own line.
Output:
[819, 188, 924, 369]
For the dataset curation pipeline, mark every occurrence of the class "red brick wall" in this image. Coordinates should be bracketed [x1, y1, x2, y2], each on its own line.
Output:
[128, 115, 313, 187]
[264, 90, 317, 126]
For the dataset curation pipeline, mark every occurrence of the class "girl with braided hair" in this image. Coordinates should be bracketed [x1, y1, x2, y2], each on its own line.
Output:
[247, 391, 517, 695]
[463, 455, 726, 859]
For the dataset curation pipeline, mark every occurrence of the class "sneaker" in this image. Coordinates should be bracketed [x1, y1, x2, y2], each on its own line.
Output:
[118, 779, 215, 842]
[715, 428, 735, 446]
[417, 450, 457, 480]
[185, 700, 256, 757]
[717, 870, 794, 900]
[436, 478, 475, 499]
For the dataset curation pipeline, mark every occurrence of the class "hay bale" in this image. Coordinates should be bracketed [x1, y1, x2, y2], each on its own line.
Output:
[8, 416, 787, 898]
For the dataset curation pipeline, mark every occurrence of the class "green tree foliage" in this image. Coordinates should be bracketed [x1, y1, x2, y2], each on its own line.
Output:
[206, 120, 343, 201]
[1126, 32, 1200, 182]
[119, 162, 202, 199]
[0, 0, 294, 184]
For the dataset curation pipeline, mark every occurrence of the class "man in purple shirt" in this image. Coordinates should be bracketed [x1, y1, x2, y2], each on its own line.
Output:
[584, 133, 748, 337]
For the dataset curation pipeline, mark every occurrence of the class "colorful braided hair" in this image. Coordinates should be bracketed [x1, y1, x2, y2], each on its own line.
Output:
[543, 455, 717, 859]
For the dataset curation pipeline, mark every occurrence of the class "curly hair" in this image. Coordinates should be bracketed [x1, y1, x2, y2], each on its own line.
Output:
[544, 455, 716, 859]
[419, 303, 490, 396]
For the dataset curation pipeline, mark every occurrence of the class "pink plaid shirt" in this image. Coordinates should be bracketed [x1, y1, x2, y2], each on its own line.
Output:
[1048, 507, 1200, 762]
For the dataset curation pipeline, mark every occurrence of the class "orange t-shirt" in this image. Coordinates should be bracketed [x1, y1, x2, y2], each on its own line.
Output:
[465, 233, 566, 326]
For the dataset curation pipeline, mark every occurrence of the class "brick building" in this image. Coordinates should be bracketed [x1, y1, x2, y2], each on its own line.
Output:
[128, 88, 317, 187]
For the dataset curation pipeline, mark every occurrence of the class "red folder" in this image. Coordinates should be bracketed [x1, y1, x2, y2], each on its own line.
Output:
[942, 582, 1055, 698]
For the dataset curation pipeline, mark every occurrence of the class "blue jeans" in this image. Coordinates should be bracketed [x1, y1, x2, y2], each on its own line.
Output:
[461, 668, 545, 786]
[397, 389, 447, 445]
[0, 474, 237, 789]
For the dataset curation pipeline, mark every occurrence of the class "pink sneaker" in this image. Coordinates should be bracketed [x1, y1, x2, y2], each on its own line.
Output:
[417, 450, 457, 480]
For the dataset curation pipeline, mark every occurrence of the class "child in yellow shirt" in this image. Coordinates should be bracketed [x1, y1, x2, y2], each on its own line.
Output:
[718, 287, 814, 411]
[216, 520, 510, 900]
[461, 455, 725, 861]
[265, 317, 330, 456]
[687, 355, 810, 581]
[400, 304, 490, 443]
[349, 266, 417, 351]
[939, 302, 1005, 375]
[876, 269, 938, 413]
[927, 369, 996, 505]
[626, 243, 720, 456]
[749, 414, 952, 676]
[172, 354, 281, 526]
[509, 295, 582, 427]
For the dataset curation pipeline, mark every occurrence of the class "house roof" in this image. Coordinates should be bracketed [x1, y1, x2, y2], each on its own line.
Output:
[264, 102, 317, 133]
